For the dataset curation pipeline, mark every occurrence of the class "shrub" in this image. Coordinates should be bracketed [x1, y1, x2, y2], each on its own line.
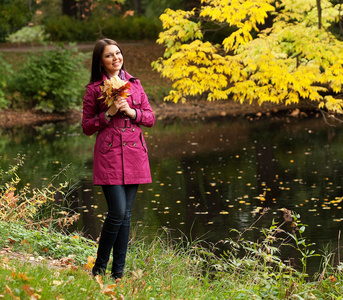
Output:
[6, 25, 50, 44]
[44, 15, 98, 42]
[7, 44, 90, 112]
[0, 0, 33, 42]
[0, 54, 13, 109]
[43, 14, 161, 42]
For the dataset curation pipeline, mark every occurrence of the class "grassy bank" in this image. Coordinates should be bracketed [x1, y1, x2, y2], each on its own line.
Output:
[1, 220, 342, 299]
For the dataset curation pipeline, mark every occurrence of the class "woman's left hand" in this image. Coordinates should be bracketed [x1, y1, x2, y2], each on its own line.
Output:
[117, 97, 136, 119]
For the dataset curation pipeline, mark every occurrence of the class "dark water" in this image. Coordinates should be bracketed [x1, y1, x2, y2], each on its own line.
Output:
[1, 113, 342, 274]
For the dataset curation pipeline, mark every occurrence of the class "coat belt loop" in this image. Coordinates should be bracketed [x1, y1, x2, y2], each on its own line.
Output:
[124, 118, 131, 128]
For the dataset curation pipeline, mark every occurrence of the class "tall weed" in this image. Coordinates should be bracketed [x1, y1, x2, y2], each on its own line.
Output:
[0, 154, 79, 230]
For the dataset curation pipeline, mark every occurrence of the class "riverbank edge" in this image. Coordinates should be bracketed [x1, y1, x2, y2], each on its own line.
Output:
[0, 100, 319, 129]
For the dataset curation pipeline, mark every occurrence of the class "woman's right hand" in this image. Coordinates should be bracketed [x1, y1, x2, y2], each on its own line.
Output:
[106, 97, 128, 118]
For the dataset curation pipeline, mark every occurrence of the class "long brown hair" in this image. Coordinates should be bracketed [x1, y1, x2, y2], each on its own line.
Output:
[89, 38, 125, 83]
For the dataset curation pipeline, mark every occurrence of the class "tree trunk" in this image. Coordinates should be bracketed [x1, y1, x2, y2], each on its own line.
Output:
[317, 0, 322, 29]
[132, 0, 144, 15]
[184, 0, 201, 11]
[62, 0, 91, 19]
[62, 0, 77, 17]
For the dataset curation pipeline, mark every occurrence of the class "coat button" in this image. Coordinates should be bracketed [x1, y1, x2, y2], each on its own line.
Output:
[123, 142, 126, 146]
[133, 143, 136, 146]
[122, 128, 126, 132]
[132, 128, 135, 132]
[108, 143, 112, 147]
[133, 100, 136, 104]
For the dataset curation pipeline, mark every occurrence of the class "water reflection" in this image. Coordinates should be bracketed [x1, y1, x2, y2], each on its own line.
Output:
[1, 114, 342, 274]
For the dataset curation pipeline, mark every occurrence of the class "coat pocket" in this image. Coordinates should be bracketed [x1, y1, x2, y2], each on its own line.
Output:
[139, 132, 148, 153]
[99, 133, 114, 154]
[130, 91, 142, 109]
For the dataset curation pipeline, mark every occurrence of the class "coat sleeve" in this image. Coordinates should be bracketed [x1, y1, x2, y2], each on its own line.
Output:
[82, 84, 110, 136]
[132, 82, 156, 128]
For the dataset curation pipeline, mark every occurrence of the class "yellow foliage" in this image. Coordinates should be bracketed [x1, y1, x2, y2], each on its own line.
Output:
[153, 0, 343, 114]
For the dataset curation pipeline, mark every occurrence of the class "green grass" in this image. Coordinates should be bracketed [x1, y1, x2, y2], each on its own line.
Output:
[1, 221, 342, 299]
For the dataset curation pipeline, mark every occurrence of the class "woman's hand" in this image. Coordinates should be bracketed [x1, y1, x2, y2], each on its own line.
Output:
[117, 97, 136, 119]
[106, 97, 136, 119]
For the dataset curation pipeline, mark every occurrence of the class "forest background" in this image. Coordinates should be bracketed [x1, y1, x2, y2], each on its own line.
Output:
[1, 0, 343, 121]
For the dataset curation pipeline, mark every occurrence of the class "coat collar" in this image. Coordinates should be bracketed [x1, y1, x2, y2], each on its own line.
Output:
[92, 71, 136, 87]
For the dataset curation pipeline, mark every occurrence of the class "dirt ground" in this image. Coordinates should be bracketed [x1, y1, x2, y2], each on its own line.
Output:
[0, 99, 318, 129]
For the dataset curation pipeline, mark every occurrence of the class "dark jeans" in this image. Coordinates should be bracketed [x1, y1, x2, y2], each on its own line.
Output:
[94, 184, 138, 276]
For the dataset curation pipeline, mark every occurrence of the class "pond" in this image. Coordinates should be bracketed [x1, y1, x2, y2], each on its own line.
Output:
[1, 112, 342, 275]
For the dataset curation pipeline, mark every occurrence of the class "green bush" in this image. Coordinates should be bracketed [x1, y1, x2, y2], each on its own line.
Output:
[6, 25, 50, 44]
[0, 0, 34, 42]
[0, 54, 13, 109]
[43, 15, 161, 42]
[7, 44, 90, 112]
[44, 15, 98, 42]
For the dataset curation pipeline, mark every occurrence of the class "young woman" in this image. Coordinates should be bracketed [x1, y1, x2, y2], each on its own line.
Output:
[82, 38, 155, 279]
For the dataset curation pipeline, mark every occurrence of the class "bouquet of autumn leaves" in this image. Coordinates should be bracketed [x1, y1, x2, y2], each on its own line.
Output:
[99, 75, 131, 107]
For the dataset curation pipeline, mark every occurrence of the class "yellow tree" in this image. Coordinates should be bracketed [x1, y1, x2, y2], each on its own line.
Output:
[152, 0, 343, 114]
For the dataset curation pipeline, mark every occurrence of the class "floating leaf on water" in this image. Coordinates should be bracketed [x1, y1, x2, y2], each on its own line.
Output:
[220, 211, 228, 214]
[251, 207, 263, 214]
[176, 171, 183, 174]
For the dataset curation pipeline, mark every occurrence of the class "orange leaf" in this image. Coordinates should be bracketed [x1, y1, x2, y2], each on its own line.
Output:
[95, 274, 104, 290]
[84, 256, 95, 270]
[5, 285, 20, 300]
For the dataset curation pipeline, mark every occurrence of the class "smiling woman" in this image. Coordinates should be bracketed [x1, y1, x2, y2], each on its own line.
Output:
[82, 38, 156, 280]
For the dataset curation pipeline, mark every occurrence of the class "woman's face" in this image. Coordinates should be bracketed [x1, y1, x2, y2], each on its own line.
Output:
[101, 44, 123, 77]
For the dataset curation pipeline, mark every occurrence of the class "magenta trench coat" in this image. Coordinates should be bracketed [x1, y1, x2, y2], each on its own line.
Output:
[82, 71, 156, 185]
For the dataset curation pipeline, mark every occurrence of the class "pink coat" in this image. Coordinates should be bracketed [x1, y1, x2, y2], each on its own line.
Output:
[82, 71, 155, 185]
